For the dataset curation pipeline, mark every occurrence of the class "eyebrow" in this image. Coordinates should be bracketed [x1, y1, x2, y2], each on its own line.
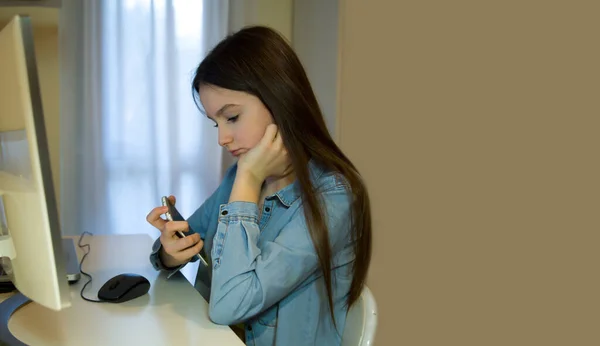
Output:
[207, 104, 239, 119]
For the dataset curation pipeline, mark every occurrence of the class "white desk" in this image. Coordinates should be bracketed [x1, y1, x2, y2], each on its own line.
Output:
[2, 234, 244, 346]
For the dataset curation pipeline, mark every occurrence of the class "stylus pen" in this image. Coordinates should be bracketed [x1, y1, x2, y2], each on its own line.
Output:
[195, 253, 209, 267]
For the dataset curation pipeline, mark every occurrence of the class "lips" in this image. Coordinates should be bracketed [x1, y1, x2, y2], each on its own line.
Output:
[229, 149, 242, 157]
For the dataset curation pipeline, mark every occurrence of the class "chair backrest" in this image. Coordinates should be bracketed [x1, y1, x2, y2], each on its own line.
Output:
[341, 286, 377, 346]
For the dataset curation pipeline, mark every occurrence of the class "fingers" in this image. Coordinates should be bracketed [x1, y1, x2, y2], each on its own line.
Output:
[146, 205, 168, 230]
[169, 232, 201, 252]
[265, 125, 289, 173]
[273, 130, 285, 151]
[161, 233, 203, 262]
[164, 220, 189, 238]
[178, 238, 204, 260]
[260, 124, 278, 146]
[264, 124, 286, 152]
[147, 195, 177, 229]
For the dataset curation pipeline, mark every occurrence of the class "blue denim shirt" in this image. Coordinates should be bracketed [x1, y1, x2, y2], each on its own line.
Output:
[150, 162, 355, 345]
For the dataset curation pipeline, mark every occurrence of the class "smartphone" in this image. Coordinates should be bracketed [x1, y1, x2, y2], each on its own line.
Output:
[161, 196, 208, 266]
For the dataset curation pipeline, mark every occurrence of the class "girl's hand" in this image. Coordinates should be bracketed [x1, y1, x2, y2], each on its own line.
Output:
[146, 195, 203, 268]
[236, 124, 292, 184]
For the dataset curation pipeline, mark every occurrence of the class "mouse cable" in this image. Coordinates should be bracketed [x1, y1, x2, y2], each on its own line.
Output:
[77, 231, 108, 303]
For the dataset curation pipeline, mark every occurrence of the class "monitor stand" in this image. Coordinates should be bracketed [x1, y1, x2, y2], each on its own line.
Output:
[0, 237, 80, 345]
[0, 292, 29, 346]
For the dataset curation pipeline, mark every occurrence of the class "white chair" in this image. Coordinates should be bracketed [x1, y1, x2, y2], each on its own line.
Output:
[341, 286, 378, 346]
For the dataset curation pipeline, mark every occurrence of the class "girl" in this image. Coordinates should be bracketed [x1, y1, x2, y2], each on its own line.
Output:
[147, 26, 372, 346]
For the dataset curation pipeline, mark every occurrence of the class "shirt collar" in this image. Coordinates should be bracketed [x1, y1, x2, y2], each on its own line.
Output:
[269, 160, 326, 207]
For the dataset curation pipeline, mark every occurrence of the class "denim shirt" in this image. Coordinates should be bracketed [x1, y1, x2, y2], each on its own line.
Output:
[149, 162, 355, 346]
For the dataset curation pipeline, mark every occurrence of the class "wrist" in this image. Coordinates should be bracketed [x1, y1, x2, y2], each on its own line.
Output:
[229, 169, 263, 204]
[235, 168, 264, 189]
[159, 248, 183, 269]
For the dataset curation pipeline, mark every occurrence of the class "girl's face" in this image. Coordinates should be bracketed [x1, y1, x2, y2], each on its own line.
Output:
[199, 84, 274, 157]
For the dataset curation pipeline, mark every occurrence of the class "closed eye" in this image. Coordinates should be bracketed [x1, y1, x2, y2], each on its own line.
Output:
[208, 115, 239, 128]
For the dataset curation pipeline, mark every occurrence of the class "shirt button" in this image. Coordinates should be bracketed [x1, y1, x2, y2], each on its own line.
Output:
[247, 325, 252, 331]
[265, 207, 271, 212]
[221, 210, 228, 216]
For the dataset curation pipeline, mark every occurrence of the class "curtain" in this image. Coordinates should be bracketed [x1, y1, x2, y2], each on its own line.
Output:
[59, 0, 230, 245]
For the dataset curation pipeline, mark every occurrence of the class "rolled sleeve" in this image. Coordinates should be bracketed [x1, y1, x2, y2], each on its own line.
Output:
[211, 202, 260, 270]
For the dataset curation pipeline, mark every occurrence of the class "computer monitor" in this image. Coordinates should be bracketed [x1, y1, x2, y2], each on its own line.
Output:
[0, 14, 71, 313]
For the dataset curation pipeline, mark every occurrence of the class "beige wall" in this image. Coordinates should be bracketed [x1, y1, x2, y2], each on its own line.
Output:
[338, 1, 597, 345]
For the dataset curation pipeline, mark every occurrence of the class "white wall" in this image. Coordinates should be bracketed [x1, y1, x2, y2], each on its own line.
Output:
[228, 0, 292, 40]
[292, 0, 339, 140]
[256, 0, 292, 40]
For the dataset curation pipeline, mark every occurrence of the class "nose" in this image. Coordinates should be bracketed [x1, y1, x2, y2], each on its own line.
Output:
[218, 126, 233, 147]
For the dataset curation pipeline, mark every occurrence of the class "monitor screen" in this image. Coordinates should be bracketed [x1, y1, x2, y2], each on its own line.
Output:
[0, 15, 70, 311]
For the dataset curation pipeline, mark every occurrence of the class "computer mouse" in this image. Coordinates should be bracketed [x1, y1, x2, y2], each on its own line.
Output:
[98, 273, 150, 303]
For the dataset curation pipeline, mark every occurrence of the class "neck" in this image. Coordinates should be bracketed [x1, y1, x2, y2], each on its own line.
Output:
[263, 171, 296, 195]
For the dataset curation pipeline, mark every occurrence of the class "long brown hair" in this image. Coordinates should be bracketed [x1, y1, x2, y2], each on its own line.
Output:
[192, 26, 372, 325]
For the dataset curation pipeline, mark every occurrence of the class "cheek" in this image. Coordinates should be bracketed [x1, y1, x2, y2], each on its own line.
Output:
[231, 126, 258, 149]
[247, 110, 274, 147]
[236, 108, 273, 149]
[248, 128, 266, 148]
[239, 124, 269, 149]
